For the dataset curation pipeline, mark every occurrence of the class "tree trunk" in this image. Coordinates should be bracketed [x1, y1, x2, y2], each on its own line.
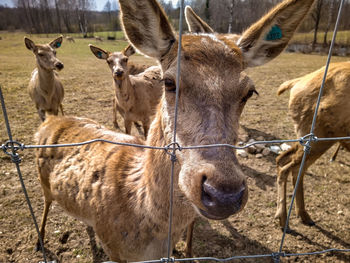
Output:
[55, 0, 62, 33]
[228, 0, 235, 33]
[312, 0, 323, 50]
[323, 0, 335, 47]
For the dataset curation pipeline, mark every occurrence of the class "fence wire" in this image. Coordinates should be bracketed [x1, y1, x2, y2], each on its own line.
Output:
[0, 0, 350, 262]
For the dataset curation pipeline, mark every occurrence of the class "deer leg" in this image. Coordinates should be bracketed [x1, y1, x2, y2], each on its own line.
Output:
[124, 119, 132, 135]
[275, 144, 304, 229]
[35, 199, 52, 252]
[60, 104, 64, 116]
[112, 98, 120, 130]
[184, 220, 195, 258]
[142, 119, 150, 139]
[275, 160, 294, 229]
[291, 167, 314, 226]
[292, 141, 333, 226]
[38, 109, 46, 122]
[330, 143, 341, 162]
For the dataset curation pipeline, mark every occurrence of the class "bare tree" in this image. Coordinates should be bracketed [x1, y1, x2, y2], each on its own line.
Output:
[228, 0, 235, 33]
[312, 0, 324, 49]
[54, 0, 62, 33]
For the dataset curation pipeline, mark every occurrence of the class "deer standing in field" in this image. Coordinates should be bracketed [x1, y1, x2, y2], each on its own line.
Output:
[275, 61, 350, 229]
[95, 36, 103, 42]
[65, 36, 75, 43]
[89, 44, 163, 137]
[25, 36, 64, 121]
[35, 0, 315, 261]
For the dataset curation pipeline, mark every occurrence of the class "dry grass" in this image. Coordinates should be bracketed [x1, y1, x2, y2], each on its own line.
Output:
[0, 32, 350, 262]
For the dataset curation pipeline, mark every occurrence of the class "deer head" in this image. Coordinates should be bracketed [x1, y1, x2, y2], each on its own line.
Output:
[25, 36, 64, 71]
[119, 0, 315, 220]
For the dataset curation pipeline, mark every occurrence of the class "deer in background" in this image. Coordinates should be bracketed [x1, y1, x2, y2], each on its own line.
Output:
[275, 61, 350, 229]
[25, 36, 64, 121]
[65, 36, 75, 43]
[89, 44, 163, 137]
[35, 0, 315, 261]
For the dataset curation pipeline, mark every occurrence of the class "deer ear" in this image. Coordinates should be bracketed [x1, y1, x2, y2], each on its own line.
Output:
[24, 37, 36, 51]
[49, 35, 63, 49]
[185, 6, 214, 33]
[89, 44, 109, 60]
[123, 44, 135, 57]
[237, 0, 315, 68]
[119, 0, 177, 60]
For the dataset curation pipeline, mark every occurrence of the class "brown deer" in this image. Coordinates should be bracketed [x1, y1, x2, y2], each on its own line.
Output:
[95, 36, 103, 42]
[275, 61, 350, 229]
[35, 0, 315, 261]
[25, 36, 64, 121]
[65, 36, 75, 43]
[89, 44, 163, 137]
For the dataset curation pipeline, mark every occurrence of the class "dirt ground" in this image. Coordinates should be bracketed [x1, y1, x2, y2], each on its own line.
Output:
[0, 33, 349, 263]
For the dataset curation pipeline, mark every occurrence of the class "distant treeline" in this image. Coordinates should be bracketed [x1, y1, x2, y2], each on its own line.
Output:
[0, 0, 120, 36]
[1, 0, 350, 44]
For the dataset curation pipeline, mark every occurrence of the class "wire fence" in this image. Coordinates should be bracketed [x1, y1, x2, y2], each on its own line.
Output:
[1, 0, 350, 263]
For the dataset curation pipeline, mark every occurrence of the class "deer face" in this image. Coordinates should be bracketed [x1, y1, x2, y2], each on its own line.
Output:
[107, 52, 129, 81]
[25, 36, 64, 71]
[89, 44, 135, 81]
[118, 0, 315, 220]
[158, 35, 254, 219]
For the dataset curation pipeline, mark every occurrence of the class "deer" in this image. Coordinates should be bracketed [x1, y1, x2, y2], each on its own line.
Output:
[89, 44, 163, 137]
[95, 36, 103, 42]
[275, 61, 350, 229]
[25, 36, 65, 121]
[65, 36, 75, 43]
[34, 0, 316, 261]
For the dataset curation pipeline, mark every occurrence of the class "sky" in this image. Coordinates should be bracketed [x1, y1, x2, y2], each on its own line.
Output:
[0, 0, 179, 10]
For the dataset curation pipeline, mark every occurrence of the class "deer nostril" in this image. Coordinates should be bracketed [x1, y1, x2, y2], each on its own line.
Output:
[115, 70, 124, 77]
[201, 175, 214, 206]
[56, 63, 64, 70]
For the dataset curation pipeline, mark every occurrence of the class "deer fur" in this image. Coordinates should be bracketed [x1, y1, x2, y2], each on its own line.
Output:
[25, 36, 64, 121]
[35, 0, 315, 261]
[89, 44, 163, 137]
[275, 61, 350, 229]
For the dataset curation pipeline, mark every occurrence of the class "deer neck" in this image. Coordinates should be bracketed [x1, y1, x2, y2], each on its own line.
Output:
[36, 65, 55, 94]
[132, 107, 195, 235]
[114, 74, 134, 105]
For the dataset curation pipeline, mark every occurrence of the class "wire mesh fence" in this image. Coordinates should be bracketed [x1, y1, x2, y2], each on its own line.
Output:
[1, 0, 350, 262]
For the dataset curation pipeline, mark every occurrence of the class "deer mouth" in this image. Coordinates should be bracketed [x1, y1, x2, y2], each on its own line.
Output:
[197, 208, 230, 220]
[115, 75, 124, 81]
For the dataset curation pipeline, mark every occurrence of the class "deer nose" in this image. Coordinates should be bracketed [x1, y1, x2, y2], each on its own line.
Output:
[55, 62, 64, 70]
[200, 176, 246, 219]
[115, 69, 124, 77]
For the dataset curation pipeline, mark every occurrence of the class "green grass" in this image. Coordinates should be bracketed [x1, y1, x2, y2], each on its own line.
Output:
[292, 30, 350, 45]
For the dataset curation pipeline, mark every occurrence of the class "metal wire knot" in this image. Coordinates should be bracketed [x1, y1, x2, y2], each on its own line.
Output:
[161, 257, 175, 263]
[299, 133, 318, 154]
[164, 142, 182, 162]
[1, 140, 24, 164]
[272, 252, 285, 263]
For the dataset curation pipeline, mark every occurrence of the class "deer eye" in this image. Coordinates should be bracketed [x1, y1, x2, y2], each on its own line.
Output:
[38, 53, 45, 57]
[241, 89, 258, 103]
[122, 57, 128, 63]
[53, 50, 57, 55]
[164, 78, 176, 93]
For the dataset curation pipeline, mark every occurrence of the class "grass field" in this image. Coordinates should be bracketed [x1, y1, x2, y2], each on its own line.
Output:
[291, 30, 350, 45]
[0, 32, 350, 262]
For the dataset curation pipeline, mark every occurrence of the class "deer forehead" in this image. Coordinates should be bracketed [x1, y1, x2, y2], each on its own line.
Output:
[108, 52, 127, 65]
[165, 35, 246, 98]
[36, 44, 55, 54]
